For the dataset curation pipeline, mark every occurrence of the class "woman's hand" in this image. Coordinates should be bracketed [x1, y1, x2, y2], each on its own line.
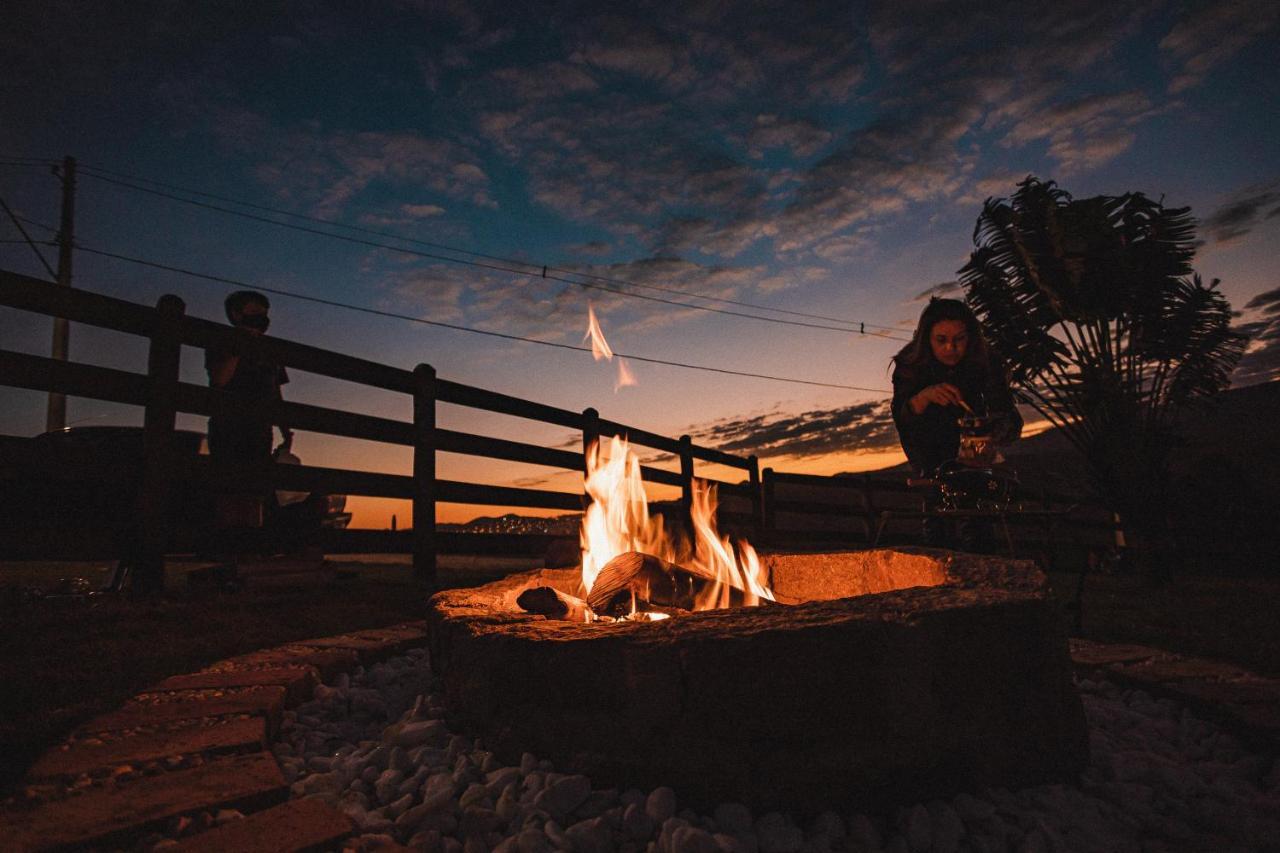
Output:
[909, 383, 966, 415]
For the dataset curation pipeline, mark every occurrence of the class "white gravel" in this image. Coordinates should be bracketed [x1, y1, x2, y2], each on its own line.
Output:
[198, 650, 1280, 852]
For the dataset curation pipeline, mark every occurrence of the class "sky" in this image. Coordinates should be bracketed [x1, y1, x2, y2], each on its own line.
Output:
[2, 0, 1278, 527]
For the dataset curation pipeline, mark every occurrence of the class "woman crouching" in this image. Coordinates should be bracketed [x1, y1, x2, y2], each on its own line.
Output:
[890, 298, 1022, 550]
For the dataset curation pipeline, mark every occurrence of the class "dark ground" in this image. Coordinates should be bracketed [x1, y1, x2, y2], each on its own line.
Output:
[0, 555, 530, 800]
[2, 554, 1278, 801]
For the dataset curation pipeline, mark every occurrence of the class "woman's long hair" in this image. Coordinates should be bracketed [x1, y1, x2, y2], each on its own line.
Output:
[891, 297, 989, 375]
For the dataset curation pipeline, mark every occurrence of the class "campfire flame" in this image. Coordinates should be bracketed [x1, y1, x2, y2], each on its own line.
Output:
[585, 304, 636, 392]
[579, 435, 774, 613]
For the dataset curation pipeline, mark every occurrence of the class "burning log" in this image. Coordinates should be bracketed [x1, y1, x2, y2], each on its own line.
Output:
[587, 551, 757, 617]
[516, 586, 593, 623]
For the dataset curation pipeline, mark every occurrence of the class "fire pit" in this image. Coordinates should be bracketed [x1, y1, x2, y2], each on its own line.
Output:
[428, 547, 1086, 813]
[428, 438, 1086, 812]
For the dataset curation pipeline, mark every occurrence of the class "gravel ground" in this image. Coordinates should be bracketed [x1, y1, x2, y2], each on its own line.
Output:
[149, 649, 1280, 852]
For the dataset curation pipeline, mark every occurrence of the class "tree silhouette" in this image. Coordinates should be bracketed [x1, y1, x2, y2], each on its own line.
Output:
[959, 177, 1245, 576]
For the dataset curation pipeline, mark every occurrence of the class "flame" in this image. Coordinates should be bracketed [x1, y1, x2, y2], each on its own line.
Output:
[579, 435, 773, 611]
[584, 304, 637, 392]
[615, 358, 636, 391]
[585, 304, 614, 361]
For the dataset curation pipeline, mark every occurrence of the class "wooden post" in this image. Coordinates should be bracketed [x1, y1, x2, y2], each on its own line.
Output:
[134, 294, 185, 595]
[748, 455, 763, 540]
[762, 467, 776, 544]
[412, 364, 437, 582]
[679, 435, 694, 534]
[45, 155, 76, 433]
[581, 407, 599, 510]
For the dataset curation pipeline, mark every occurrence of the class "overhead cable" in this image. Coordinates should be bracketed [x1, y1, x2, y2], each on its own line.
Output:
[77, 165, 912, 341]
[75, 242, 892, 394]
[0, 193, 57, 279]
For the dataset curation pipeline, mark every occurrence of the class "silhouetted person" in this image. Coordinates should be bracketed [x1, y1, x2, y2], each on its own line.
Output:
[890, 298, 1021, 550]
[205, 291, 291, 553]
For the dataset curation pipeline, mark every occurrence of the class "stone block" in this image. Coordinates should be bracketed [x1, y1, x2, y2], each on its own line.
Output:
[0, 751, 286, 852]
[427, 550, 1087, 815]
[1113, 656, 1251, 683]
[292, 624, 428, 663]
[28, 717, 267, 781]
[152, 667, 318, 707]
[168, 796, 354, 852]
[1068, 639, 1162, 668]
[79, 687, 285, 737]
[217, 647, 360, 682]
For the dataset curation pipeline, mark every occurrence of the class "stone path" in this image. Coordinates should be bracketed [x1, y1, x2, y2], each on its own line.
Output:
[2, 627, 1275, 852]
[0, 622, 429, 853]
[1068, 639, 1280, 750]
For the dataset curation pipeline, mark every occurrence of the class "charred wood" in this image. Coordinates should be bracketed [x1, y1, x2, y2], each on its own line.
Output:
[516, 585, 593, 623]
[586, 551, 756, 616]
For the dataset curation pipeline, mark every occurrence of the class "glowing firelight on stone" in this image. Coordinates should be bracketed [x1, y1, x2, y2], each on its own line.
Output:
[579, 435, 774, 612]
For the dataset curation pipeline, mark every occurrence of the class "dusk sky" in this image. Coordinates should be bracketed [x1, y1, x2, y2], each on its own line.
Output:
[2, 1, 1278, 527]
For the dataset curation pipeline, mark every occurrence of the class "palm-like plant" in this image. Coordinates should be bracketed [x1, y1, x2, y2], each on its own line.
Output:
[959, 177, 1245, 571]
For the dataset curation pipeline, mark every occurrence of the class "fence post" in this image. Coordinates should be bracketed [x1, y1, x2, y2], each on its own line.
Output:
[581, 407, 599, 510]
[762, 467, 776, 544]
[412, 364, 437, 583]
[748, 455, 763, 540]
[134, 294, 185, 595]
[679, 435, 694, 534]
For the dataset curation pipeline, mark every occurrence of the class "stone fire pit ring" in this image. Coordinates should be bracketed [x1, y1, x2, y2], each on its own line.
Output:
[427, 548, 1088, 814]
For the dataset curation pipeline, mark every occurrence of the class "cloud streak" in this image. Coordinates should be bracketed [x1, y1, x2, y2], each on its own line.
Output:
[688, 400, 898, 459]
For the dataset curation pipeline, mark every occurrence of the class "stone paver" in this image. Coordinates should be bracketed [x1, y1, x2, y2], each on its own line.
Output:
[28, 717, 267, 781]
[291, 623, 428, 663]
[1067, 639, 1162, 667]
[1112, 656, 1252, 683]
[1, 752, 286, 853]
[169, 796, 354, 853]
[219, 647, 361, 681]
[150, 666, 318, 707]
[1070, 638, 1280, 750]
[79, 686, 285, 737]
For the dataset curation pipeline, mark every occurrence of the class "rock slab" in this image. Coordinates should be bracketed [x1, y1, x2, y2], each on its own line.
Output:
[28, 716, 267, 780]
[1, 751, 286, 852]
[168, 796, 354, 852]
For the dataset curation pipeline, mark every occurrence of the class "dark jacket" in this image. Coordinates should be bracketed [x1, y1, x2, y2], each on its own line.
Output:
[891, 355, 1022, 476]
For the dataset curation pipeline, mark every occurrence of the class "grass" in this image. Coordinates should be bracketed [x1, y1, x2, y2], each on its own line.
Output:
[2, 555, 1278, 801]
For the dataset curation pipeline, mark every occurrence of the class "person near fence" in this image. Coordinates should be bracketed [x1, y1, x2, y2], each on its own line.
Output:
[890, 297, 1022, 550]
[205, 290, 292, 545]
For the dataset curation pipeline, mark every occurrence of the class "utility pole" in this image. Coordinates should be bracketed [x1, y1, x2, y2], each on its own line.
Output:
[46, 155, 76, 433]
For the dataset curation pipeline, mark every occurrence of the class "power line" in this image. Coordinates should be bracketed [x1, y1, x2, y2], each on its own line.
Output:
[0, 193, 57, 279]
[75, 242, 892, 394]
[77, 164, 913, 340]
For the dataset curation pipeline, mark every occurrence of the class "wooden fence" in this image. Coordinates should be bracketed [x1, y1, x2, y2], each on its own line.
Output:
[0, 269, 764, 590]
[1, 268, 1115, 590]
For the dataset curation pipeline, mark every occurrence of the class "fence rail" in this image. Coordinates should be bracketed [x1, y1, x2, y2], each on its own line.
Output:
[1, 267, 1115, 587]
[0, 269, 772, 589]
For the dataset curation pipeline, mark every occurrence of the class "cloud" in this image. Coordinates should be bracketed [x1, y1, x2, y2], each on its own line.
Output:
[913, 281, 962, 301]
[1202, 181, 1280, 245]
[207, 111, 496, 217]
[688, 400, 898, 459]
[402, 203, 446, 218]
[1160, 0, 1280, 94]
[564, 240, 613, 257]
[1232, 287, 1280, 385]
[742, 115, 833, 160]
